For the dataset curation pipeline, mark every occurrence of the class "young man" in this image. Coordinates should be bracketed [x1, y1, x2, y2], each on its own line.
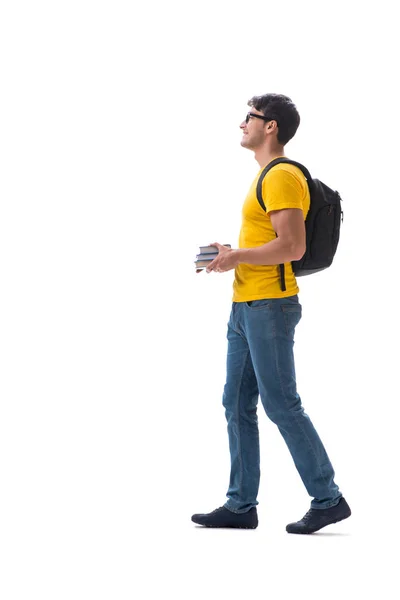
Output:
[191, 93, 351, 534]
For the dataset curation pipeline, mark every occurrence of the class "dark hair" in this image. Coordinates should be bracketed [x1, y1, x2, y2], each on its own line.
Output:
[248, 93, 300, 145]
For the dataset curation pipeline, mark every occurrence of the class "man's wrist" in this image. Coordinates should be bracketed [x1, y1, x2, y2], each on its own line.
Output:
[235, 248, 249, 265]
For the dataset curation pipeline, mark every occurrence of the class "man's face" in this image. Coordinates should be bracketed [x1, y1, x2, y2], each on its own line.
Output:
[240, 108, 269, 150]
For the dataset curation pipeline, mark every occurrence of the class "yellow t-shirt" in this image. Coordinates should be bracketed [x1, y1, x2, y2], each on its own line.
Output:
[232, 160, 310, 302]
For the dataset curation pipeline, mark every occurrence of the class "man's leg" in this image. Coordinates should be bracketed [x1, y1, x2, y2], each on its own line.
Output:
[191, 303, 260, 528]
[222, 304, 260, 514]
[242, 296, 342, 509]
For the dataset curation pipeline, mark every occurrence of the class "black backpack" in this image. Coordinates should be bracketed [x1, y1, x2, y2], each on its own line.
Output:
[256, 158, 343, 291]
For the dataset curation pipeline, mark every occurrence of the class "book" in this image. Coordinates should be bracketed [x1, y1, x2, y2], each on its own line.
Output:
[196, 253, 218, 260]
[198, 244, 231, 254]
[195, 259, 217, 268]
[194, 244, 231, 270]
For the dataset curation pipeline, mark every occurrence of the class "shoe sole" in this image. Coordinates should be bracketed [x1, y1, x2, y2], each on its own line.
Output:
[192, 518, 258, 529]
[196, 524, 258, 529]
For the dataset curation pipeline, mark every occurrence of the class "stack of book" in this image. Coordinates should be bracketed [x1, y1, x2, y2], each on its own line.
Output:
[194, 244, 231, 270]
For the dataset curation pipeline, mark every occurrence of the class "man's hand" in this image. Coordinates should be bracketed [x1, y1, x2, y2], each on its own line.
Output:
[206, 242, 240, 273]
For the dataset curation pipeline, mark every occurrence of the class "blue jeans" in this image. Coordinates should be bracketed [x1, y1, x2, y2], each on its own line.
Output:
[222, 296, 342, 513]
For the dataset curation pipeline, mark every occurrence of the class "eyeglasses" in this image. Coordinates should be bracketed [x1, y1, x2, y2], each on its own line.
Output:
[245, 112, 276, 125]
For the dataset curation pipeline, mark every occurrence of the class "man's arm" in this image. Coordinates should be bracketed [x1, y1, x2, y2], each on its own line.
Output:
[205, 208, 306, 273]
[236, 208, 306, 265]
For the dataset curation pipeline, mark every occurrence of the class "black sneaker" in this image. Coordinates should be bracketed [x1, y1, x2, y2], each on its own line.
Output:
[191, 506, 258, 529]
[286, 497, 351, 534]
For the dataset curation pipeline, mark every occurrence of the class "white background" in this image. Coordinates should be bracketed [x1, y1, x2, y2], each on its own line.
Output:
[1, 1, 399, 598]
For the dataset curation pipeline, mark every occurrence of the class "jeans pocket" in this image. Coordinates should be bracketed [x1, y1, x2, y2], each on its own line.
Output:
[281, 304, 302, 337]
[246, 299, 271, 310]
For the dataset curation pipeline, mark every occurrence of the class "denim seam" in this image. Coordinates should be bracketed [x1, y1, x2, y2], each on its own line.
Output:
[236, 348, 252, 509]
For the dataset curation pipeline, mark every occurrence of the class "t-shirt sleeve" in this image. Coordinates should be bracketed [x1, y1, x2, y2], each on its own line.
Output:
[262, 168, 305, 214]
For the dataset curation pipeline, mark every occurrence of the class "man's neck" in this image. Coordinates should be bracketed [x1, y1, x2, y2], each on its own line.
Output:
[254, 146, 286, 169]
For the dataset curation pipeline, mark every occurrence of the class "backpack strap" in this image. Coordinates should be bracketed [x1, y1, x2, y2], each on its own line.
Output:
[256, 158, 312, 292]
[256, 158, 313, 209]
